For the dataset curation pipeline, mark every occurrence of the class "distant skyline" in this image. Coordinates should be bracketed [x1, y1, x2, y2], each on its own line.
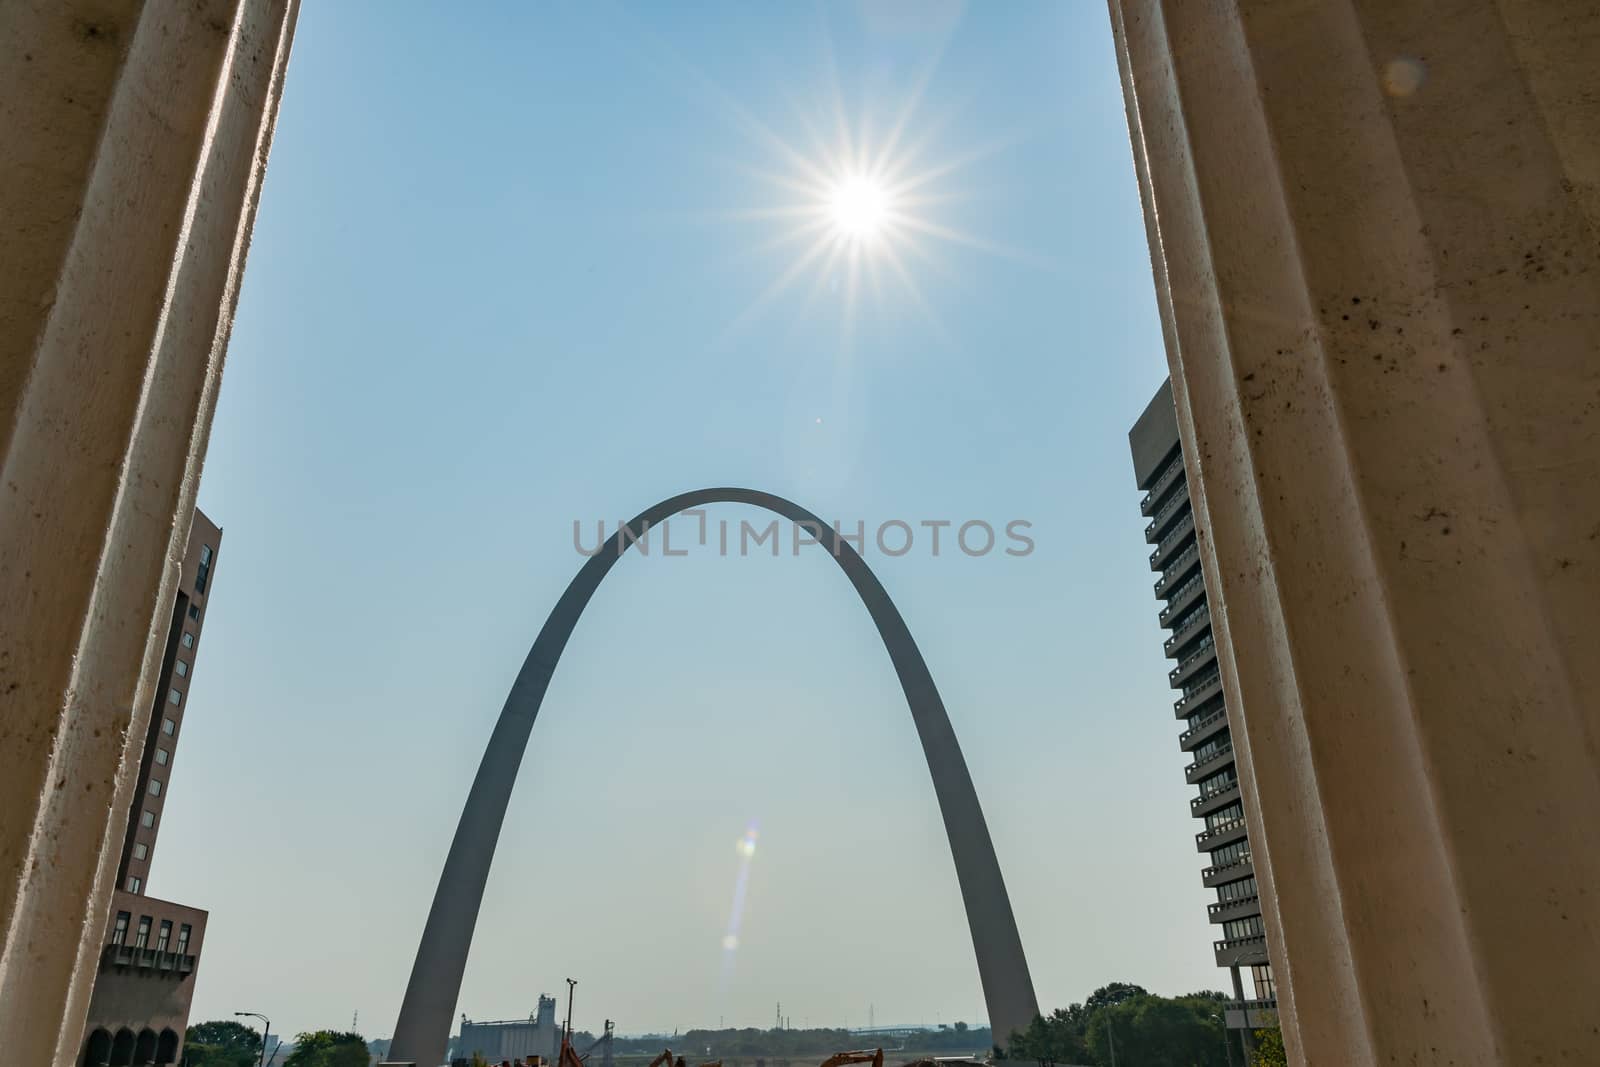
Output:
[161, 1, 1201, 1040]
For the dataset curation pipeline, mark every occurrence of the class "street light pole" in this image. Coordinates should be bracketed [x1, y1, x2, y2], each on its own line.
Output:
[235, 1012, 270, 1067]
[1212, 1013, 1236, 1067]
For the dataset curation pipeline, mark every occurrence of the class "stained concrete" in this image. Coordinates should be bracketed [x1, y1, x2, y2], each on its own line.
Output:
[0, 2, 298, 1062]
[1108, 1, 1600, 1063]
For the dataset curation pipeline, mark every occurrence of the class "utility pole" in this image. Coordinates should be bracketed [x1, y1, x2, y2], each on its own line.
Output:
[564, 978, 578, 1052]
[1107, 1016, 1118, 1067]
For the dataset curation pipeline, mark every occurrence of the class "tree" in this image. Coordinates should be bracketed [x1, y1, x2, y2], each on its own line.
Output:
[1249, 1026, 1288, 1067]
[1005, 1006, 1090, 1064]
[953, 1021, 968, 1034]
[283, 1030, 368, 1067]
[1084, 996, 1228, 1067]
[184, 1020, 261, 1067]
[1085, 982, 1148, 1013]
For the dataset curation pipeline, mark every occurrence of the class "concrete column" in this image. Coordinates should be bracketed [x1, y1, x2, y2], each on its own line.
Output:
[1109, 2, 1600, 1064]
[0, 2, 297, 1062]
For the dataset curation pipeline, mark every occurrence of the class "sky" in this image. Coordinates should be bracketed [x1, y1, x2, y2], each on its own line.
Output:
[158, 0, 1207, 1043]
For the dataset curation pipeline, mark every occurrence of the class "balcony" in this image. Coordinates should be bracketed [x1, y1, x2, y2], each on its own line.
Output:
[98, 943, 197, 980]
[1214, 933, 1270, 968]
[1164, 605, 1211, 656]
[1184, 741, 1235, 781]
[1149, 512, 1196, 569]
[1153, 542, 1202, 597]
[1191, 782, 1241, 817]
[1207, 895, 1262, 925]
[1158, 571, 1206, 626]
[1143, 491, 1191, 543]
[1202, 855, 1253, 887]
[1224, 999, 1278, 1030]
[1177, 695, 1226, 737]
[1174, 669, 1223, 714]
[1169, 638, 1218, 689]
[1195, 813, 1249, 851]
[1138, 452, 1186, 516]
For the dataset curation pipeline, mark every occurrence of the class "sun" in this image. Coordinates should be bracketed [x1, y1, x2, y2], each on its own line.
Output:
[828, 175, 892, 243]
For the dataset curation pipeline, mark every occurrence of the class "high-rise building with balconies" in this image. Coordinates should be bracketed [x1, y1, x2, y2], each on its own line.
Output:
[1128, 382, 1277, 1047]
[77, 509, 222, 1067]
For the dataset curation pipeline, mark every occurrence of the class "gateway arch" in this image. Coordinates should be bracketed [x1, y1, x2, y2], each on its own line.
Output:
[388, 489, 1038, 1066]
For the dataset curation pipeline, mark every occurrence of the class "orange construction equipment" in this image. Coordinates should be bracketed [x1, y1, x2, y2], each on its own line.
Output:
[817, 1050, 885, 1067]
[645, 1050, 683, 1067]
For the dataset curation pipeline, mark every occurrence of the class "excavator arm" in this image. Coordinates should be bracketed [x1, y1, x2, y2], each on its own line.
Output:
[817, 1050, 884, 1067]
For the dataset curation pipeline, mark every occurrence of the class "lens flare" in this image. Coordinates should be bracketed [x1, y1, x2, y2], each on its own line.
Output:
[719, 822, 760, 992]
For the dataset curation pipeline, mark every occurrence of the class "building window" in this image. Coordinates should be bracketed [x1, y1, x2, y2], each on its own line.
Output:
[162, 718, 175, 736]
[1223, 915, 1265, 941]
[156, 920, 172, 952]
[1252, 965, 1276, 1000]
[1210, 839, 1250, 869]
[141, 810, 155, 829]
[112, 912, 130, 945]
[1205, 802, 1245, 832]
[167, 687, 181, 705]
[147, 779, 161, 797]
[176, 924, 191, 955]
[133, 843, 148, 860]
[195, 544, 213, 593]
[155, 748, 168, 766]
[1198, 767, 1238, 799]
[134, 916, 151, 948]
[188, 603, 200, 621]
[174, 659, 188, 677]
[127, 876, 142, 893]
[182, 631, 195, 649]
[1217, 876, 1258, 904]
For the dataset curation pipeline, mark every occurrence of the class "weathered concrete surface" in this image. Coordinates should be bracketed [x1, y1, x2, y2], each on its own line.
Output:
[0, 2, 297, 1062]
[388, 490, 1039, 1067]
[1108, 2, 1600, 1064]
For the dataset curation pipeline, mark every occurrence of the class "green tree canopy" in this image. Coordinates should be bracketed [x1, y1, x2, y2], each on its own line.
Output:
[1084, 982, 1148, 1013]
[1006, 984, 1240, 1067]
[184, 1020, 261, 1067]
[1085, 995, 1228, 1067]
[283, 1030, 368, 1067]
[1005, 1005, 1091, 1064]
[1249, 1025, 1288, 1067]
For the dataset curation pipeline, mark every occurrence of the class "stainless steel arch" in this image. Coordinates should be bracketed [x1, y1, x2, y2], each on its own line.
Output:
[388, 489, 1038, 1066]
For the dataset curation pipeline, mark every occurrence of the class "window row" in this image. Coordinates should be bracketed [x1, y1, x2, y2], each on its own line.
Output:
[1198, 766, 1238, 799]
[1192, 733, 1231, 762]
[1222, 914, 1265, 941]
[1217, 875, 1258, 905]
[1210, 839, 1251, 868]
[1205, 802, 1245, 832]
[1251, 964, 1275, 1001]
[110, 911, 191, 954]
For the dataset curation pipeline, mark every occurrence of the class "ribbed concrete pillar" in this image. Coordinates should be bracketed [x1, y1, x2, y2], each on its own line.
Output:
[0, 2, 297, 1062]
[1109, 3, 1600, 1065]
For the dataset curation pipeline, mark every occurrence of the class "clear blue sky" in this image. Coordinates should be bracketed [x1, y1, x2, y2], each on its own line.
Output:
[161, 0, 1204, 1042]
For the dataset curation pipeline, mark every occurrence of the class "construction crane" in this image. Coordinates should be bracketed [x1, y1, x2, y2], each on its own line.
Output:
[817, 1050, 885, 1067]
